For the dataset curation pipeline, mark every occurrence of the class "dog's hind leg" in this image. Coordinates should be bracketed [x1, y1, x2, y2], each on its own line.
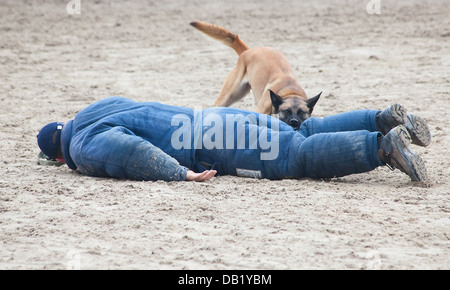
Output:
[228, 81, 251, 104]
[214, 57, 247, 107]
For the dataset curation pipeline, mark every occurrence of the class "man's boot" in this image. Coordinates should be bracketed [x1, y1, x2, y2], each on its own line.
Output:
[377, 125, 428, 182]
[377, 104, 431, 147]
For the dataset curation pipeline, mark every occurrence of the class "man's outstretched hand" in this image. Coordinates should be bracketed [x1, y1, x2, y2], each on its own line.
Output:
[186, 170, 217, 182]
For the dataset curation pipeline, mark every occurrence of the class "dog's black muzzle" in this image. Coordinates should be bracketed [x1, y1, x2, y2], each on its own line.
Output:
[289, 118, 301, 130]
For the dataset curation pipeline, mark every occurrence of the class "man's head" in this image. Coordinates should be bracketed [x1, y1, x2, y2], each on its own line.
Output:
[37, 122, 63, 160]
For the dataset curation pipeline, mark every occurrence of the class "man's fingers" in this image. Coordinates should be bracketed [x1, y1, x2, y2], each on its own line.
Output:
[196, 170, 217, 181]
[186, 170, 217, 182]
[205, 170, 217, 180]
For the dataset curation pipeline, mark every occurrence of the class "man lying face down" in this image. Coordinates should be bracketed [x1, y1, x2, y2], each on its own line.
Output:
[37, 96, 430, 182]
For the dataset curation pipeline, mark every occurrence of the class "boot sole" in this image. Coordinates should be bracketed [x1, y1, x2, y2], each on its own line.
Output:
[389, 104, 431, 147]
[405, 114, 431, 147]
[389, 126, 428, 182]
[389, 104, 408, 125]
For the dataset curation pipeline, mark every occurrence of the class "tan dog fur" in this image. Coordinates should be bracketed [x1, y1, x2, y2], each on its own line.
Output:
[190, 21, 321, 129]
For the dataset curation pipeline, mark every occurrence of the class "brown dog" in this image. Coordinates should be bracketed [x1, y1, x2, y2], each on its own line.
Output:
[191, 21, 321, 129]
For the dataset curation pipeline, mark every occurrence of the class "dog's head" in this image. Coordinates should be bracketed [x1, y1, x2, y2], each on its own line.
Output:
[269, 89, 321, 130]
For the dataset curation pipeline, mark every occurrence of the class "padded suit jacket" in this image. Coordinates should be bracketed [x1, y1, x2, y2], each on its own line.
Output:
[60, 97, 304, 181]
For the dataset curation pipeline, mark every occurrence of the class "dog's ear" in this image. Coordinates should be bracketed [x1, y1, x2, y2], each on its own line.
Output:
[306, 92, 322, 113]
[269, 90, 284, 111]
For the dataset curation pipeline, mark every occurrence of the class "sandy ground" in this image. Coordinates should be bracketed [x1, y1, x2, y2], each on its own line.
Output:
[0, 0, 449, 270]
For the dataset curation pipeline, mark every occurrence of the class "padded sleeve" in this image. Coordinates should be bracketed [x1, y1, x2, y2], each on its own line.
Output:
[77, 126, 187, 181]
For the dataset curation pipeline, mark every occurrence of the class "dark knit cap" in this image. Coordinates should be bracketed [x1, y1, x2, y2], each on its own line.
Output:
[37, 122, 63, 160]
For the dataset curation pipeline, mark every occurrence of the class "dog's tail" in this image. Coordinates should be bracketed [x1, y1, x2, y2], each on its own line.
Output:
[190, 21, 249, 56]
